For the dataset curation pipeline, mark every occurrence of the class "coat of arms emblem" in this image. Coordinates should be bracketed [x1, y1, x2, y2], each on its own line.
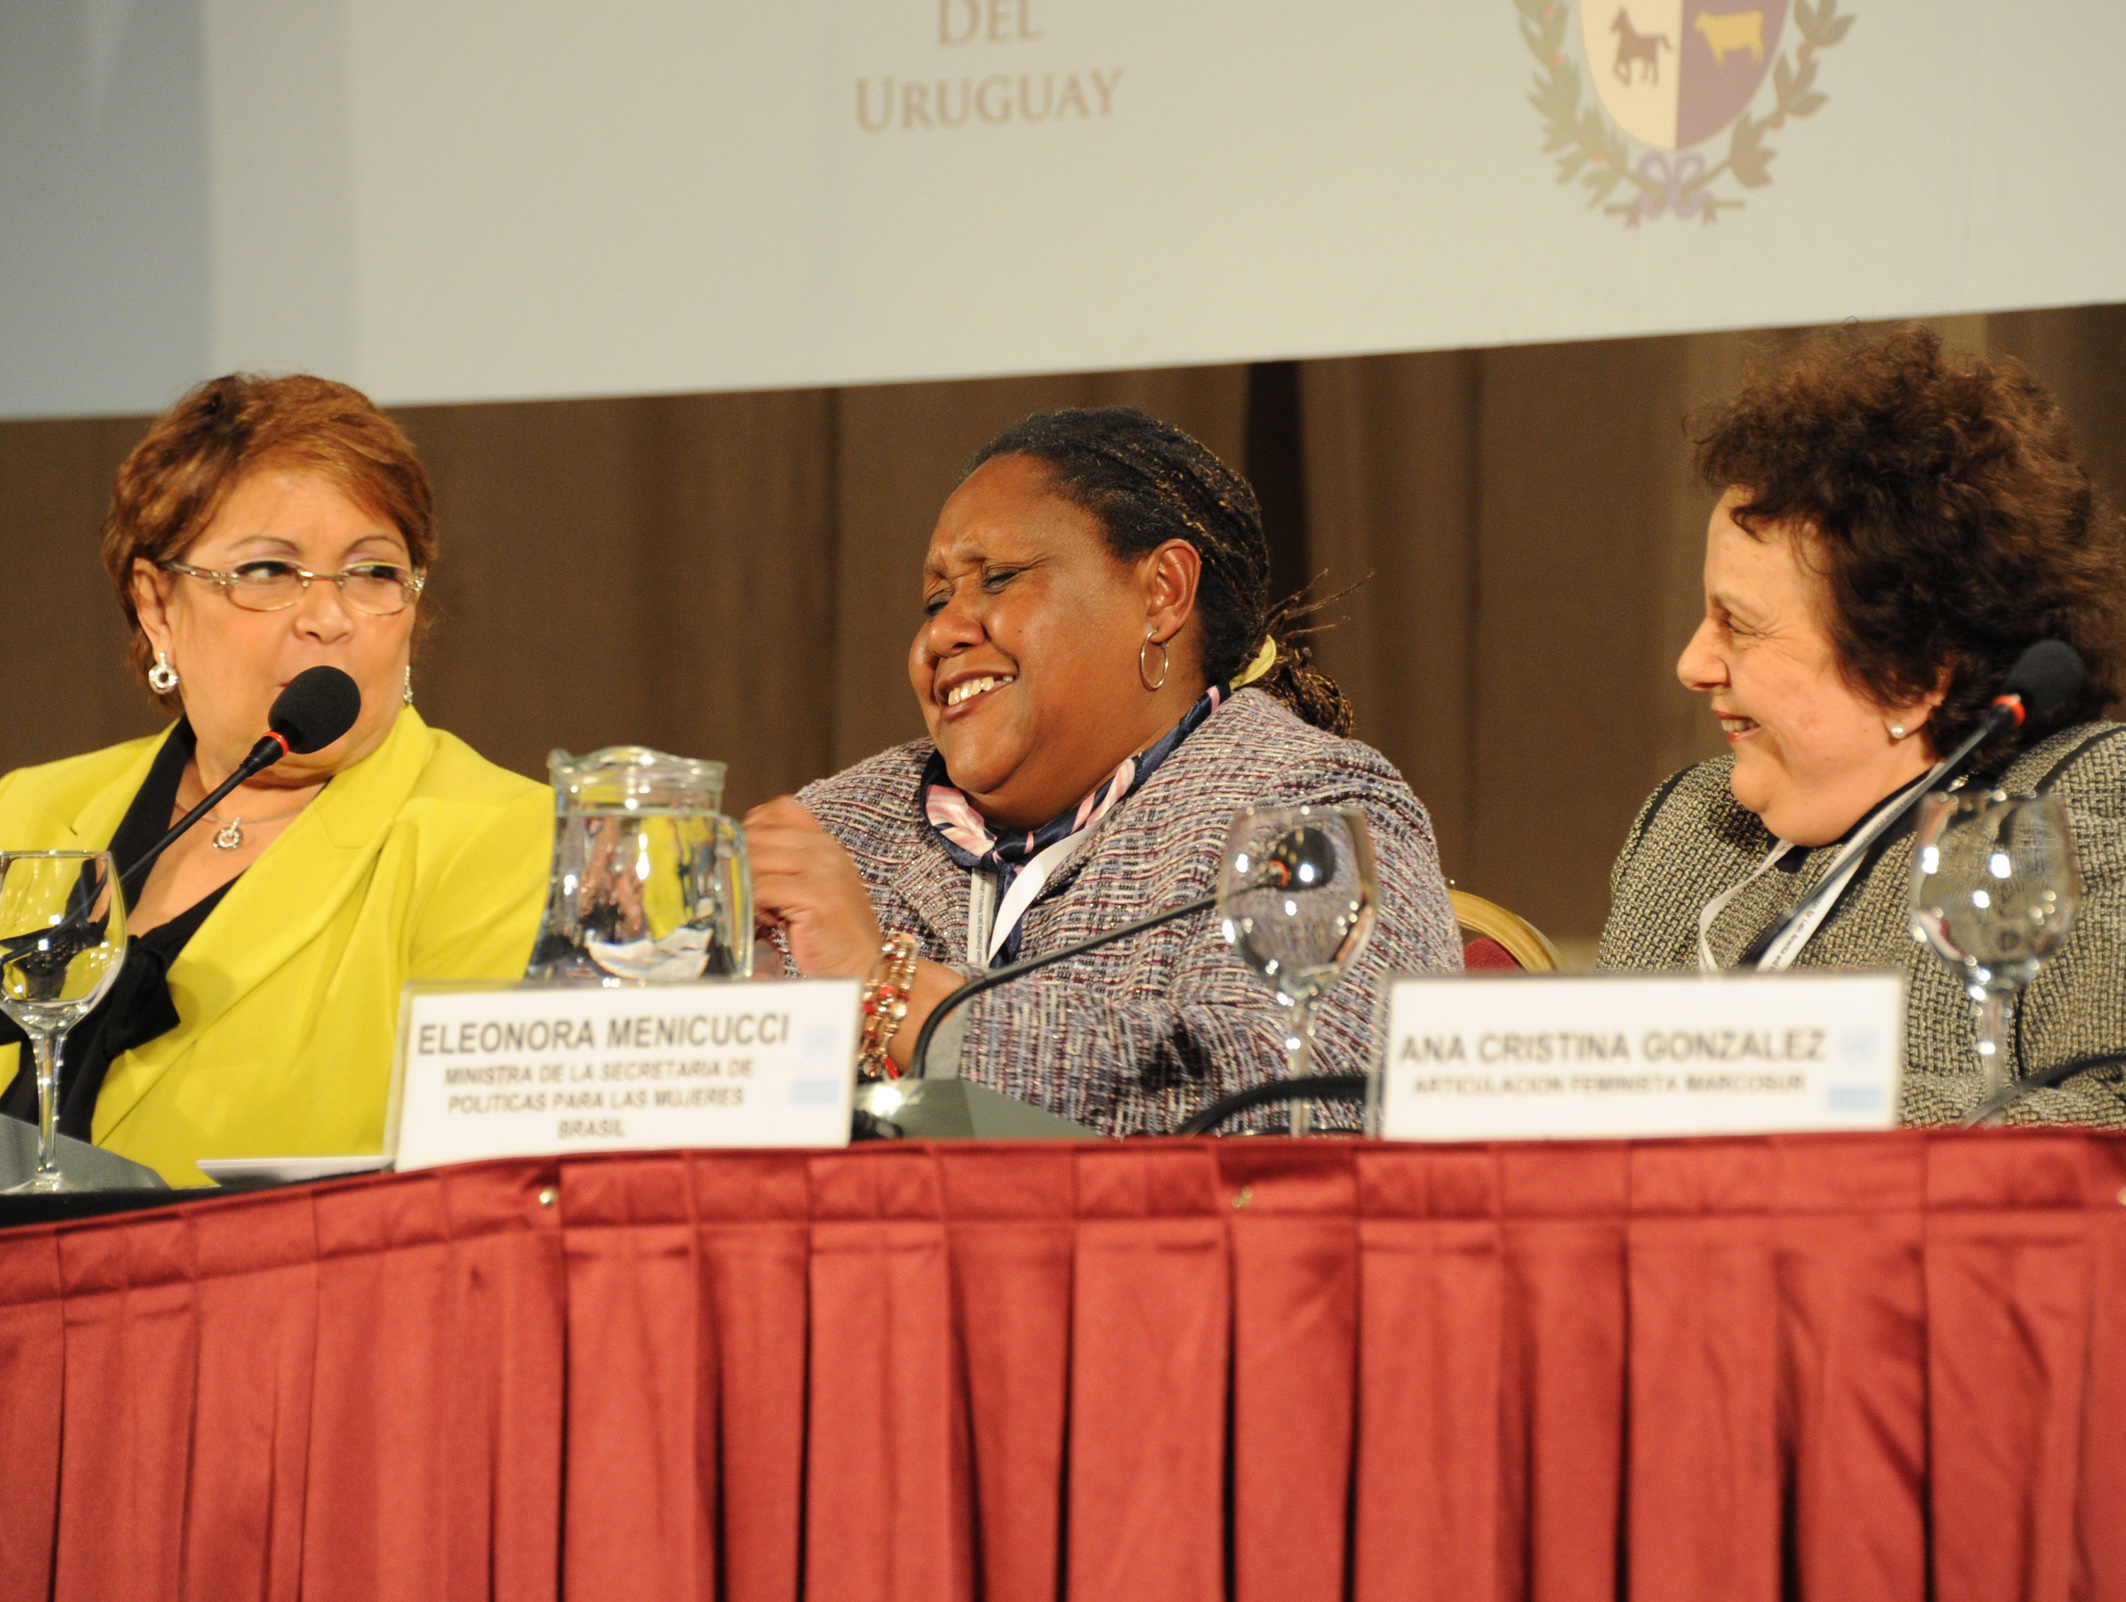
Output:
[1518, 0, 1854, 224]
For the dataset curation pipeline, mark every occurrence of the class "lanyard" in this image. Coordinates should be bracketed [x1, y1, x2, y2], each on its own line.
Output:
[966, 828, 1092, 969]
[1697, 768, 1939, 973]
[1695, 838, 1858, 973]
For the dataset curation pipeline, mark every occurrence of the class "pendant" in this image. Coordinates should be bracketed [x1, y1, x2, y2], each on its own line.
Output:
[211, 819, 244, 850]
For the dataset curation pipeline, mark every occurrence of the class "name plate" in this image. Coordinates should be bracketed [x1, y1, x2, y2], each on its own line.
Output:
[1378, 973, 1904, 1140]
[388, 979, 860, 1169]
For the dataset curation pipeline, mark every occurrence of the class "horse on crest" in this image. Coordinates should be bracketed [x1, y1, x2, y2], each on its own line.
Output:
[1610, 8, 1672, 85]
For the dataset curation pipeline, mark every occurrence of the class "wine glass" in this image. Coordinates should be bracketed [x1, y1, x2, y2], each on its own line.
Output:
[1909, 791, 2080, 1106]
[1217, 806, 1379, 1134]
[0, 850, 127, 1193]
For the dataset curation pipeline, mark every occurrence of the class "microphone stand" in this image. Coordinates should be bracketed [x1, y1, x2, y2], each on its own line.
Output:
[118, 731, 291, 897]
[0, 732, 297, 968]
[1739, 698, 2024, 968]
[905, 892, 1217, 1079]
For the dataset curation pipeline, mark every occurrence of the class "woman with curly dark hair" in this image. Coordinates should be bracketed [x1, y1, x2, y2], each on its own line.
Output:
[1599, 325, 2126, 1126]
[743, 406, 1461, 1133]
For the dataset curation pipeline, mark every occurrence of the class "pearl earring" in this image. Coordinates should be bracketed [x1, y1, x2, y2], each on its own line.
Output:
[1889, 722, 1907, 741]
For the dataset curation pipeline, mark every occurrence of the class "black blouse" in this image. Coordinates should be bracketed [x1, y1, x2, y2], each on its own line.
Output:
[0, 724, 235, 1138]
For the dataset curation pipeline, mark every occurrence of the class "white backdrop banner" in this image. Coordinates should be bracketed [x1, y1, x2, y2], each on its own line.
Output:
[4, 0, 2122, 417]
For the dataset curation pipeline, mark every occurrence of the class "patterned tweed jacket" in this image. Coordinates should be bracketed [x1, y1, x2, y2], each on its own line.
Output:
[1597, 722, 2126, 1127]
[797, 689, 1463, 1134]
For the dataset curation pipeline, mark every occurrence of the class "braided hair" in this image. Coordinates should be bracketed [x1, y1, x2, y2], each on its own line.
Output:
[965, 406, 1353, 735]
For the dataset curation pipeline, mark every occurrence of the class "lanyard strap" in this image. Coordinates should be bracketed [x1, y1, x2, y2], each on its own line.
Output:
[1697, 839, 1875, 973]
[1697, 839, 1796, 973]
[966, 828, 1093, 970]
[1697, 768, 1939, 973]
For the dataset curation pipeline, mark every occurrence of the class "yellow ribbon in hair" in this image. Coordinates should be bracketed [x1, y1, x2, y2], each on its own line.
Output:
[1233, 636, 1278, 689]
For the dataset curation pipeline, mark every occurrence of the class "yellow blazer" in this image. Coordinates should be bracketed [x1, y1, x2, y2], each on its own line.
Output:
[0, 708, 552, 1184]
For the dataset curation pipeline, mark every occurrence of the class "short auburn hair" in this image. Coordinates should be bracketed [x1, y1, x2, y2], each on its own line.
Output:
[103, 372, 437, 711]
[1695, 325, 2126, 766]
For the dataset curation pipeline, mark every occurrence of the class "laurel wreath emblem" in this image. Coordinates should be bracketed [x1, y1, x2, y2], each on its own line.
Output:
[1517, 0, 1855, 225]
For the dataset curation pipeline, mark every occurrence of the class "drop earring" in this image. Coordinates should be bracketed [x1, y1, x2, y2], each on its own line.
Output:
[147, 652, 179, 694]
[402, 666, 415, 707]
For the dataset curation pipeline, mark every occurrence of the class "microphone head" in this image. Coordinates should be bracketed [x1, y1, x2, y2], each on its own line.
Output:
[269, 666, 363, 754]
[2000, 640, 2083, 720]
[1263, 824, 1339, 890]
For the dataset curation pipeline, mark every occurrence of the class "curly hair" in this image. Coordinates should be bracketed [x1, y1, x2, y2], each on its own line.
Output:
[1695, 325, 2126, 766]
[103, 372, 437, 712]
[965, 406, 1354, 736]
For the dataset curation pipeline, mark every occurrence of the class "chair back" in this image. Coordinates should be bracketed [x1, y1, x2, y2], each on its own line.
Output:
[1450, 889, 1562, 973]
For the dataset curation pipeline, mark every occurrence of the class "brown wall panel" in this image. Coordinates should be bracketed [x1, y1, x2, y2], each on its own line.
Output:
[0, 413, 160, 764]
[1466, 335, 1708, 939]
[399, 389, 840, 811]
[1299, 350, 1482, 865]
[399, 397, 655, 779]
[1988, 304, 2126, 508]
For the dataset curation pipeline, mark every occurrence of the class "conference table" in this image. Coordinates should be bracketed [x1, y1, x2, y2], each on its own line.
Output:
[2, 1129, 2121, 1602]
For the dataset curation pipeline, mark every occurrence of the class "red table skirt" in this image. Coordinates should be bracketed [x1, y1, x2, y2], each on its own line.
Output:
[2, 1131, 2123, 1602]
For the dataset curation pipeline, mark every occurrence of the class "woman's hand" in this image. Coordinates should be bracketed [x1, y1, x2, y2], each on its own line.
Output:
[743, 797, 886, 979]
[744, 797, 962, 1073]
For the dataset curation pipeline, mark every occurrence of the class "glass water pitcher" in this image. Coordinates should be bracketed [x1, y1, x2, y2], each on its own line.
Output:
[525, 747, 752, 984]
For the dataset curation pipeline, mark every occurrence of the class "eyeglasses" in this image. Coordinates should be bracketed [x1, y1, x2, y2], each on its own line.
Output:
[159, 558, 425, 617]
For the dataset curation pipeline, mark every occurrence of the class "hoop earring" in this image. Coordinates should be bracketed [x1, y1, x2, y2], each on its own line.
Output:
[1138, 633, 1170, 692]
[403, 666, 415, 707]
[147, 652, 179, 695]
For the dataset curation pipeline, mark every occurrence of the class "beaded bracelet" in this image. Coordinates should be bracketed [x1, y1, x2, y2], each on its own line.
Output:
[856, 932, 920, 1080]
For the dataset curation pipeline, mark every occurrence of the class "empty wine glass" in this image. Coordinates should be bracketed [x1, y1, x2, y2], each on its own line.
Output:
[0, 850, 127, 1193]
[1218, 806, 1379, 1134]
[1909, 790, 2080, 1105]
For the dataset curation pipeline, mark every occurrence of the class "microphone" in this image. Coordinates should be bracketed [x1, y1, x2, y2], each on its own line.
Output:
[1739, 641, 2083, 968]
[1, 668, 365, 980]
[1969, 638, 2082, 743]
[903, 819, 1335, 1078]
[119, 666, 363, 895]
[1260, 824, 1337, 889]
[267, 664, 367, 754]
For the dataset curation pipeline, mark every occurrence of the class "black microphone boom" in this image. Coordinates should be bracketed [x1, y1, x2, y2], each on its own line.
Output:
[905, 892, 1217, 1078]
[1737, 640, 2084, 969]
[119, 666, 363, 896]
[899, 818, 1343, 1077]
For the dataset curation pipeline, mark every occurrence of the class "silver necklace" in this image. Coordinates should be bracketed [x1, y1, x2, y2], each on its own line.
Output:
[203, 795, 315, 850]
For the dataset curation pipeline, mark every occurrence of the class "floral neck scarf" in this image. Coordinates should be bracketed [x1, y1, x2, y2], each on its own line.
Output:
[920, 683, 1227, 963]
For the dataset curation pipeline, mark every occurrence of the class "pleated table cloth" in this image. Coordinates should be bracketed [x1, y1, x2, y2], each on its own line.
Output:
[2, 1131, 2122, 1601]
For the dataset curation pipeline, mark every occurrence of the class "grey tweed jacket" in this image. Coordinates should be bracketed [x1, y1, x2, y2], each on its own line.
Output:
[1597, 722, 2126, 1127]
[796, 689, 1462, 1134]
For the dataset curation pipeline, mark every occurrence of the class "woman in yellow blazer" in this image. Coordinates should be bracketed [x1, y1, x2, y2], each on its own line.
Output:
[0, 375, 550, 1185]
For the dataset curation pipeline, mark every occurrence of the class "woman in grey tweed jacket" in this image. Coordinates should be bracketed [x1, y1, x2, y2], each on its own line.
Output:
[1599, 327, 2126, 1127]
[747, 407, 1460, 1134]
[797, 686, 1453, 1132]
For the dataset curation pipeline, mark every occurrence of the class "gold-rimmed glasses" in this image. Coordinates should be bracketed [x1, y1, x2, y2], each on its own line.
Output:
[159, 558, 425, 617]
